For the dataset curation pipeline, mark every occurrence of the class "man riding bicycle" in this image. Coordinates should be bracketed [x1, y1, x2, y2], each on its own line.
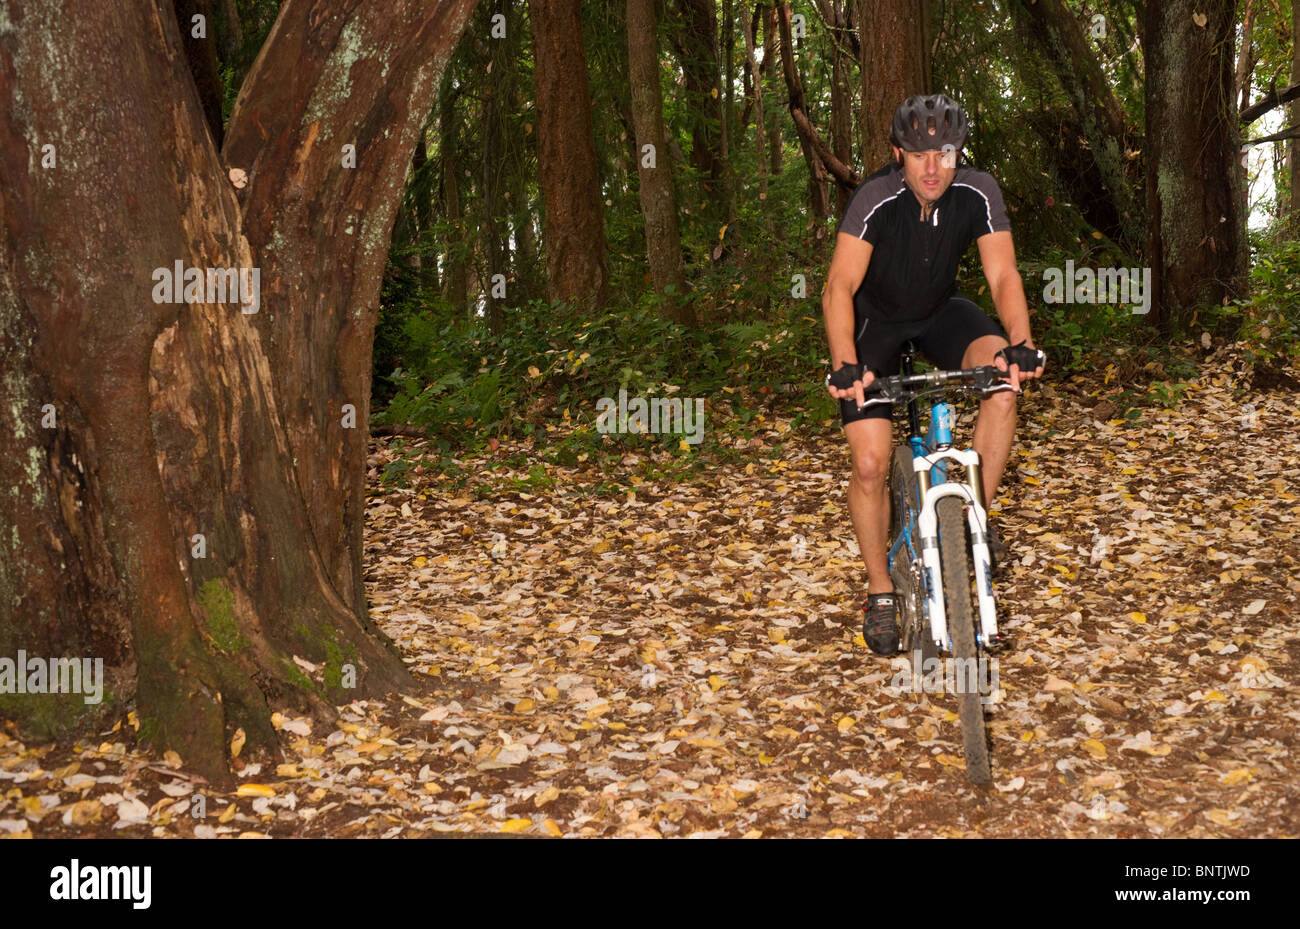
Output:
[822, 94, 1045, 657]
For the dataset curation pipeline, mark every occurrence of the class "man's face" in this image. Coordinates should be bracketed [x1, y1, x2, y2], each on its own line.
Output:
[893, 145, 958, 205]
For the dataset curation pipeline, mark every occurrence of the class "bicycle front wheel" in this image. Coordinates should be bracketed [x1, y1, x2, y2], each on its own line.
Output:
[936, 496, 992, 786]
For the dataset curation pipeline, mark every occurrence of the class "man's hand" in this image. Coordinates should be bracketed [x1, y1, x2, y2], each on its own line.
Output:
[993, 339, 1045, 392]
[826, 361, 876, 408]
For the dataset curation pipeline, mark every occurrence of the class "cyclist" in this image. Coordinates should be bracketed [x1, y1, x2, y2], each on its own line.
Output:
[822, 94, 1044, 657]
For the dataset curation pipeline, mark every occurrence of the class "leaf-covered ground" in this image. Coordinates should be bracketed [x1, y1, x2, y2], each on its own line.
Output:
[4, 348, 1298, 838]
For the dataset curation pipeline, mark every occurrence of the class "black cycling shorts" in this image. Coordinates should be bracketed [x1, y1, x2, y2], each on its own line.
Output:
[839, 295, 1006, 426]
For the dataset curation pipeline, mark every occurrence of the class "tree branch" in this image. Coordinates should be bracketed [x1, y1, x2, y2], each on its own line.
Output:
[1240, 81, 1300, 124]
[1242, 125, 1300, 145]
[790, 106, 860, 186]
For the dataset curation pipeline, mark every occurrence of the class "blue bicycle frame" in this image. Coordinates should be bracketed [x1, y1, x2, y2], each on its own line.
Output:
[886, 347, 999, 652]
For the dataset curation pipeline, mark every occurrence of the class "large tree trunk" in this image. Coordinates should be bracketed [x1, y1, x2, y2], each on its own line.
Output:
[627, 0, 693, 322]
[855, 0, 928, 171]
[0, 0, 478, 785]
[528, 0, 610, 313]
[1012, 0, 1142, 252]
[1144, 0, 1247, 331]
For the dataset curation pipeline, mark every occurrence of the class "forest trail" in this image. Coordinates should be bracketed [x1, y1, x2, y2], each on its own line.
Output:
[5, 352, 1298, 837]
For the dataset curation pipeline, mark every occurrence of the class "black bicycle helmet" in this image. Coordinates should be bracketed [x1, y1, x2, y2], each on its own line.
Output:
[890, 94, 969, 152]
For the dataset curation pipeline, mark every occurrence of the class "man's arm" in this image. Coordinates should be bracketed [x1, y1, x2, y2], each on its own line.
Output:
[976, 230, 1043, 387]
[823, 232, 875, 406]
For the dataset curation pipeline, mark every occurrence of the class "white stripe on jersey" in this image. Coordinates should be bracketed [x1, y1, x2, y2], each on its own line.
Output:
[858, 184, 907, 238]
[950, 182, 994, 235]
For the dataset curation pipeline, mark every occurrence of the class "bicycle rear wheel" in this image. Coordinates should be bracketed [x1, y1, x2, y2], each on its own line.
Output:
[936, 496, 992, 786]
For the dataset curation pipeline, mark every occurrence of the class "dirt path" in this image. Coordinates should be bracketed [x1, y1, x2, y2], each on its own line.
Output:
[4, 357, 1298, 837]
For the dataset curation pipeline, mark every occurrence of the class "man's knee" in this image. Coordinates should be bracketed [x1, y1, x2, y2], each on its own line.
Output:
[981, 387, 1016, 416]
[852, 449, 890, 488]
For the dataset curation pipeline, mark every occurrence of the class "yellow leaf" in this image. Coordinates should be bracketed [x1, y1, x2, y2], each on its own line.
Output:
[413, 556, 427, 568]
[218, 803, 237, 823]
[592, 540, 611, 554]
[768, 627, 787, 644]
[1220, 768, 1252, 787]
[527, 365, 541, 378]
[230, 727, 246, 759]
[825, 828, 855, 838]
[1023, 476, 1040, 485]
[1205, 808, 1237, 826]
[1081, 738, 1108, 759]
[708, 675, 723, 692]
[514, 698, 535, 713]
[758, 752, 775, 765]
[837, 716, 855, 732]
[936, 753, 963, 767]
[236, 784, 275, 799]
[742, 829, 762, 839]
[534, 786, 560, 807]
[541, 819, 563, 837]
[1204, 690, 1227, 702]
[275, 763, 301, 778]
[853, 633, 867, 648]
[679, 438, 691, 452]
[1128, 611, 1147, 624]
[500, 818, 532, 833]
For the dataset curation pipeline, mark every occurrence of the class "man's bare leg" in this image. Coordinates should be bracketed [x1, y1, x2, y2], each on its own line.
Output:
[844, 417, 895, 594]
[962, 334, 1016, 502]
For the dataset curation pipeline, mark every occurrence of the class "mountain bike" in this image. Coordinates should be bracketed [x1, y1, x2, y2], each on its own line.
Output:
[858, 341, 1042, 785]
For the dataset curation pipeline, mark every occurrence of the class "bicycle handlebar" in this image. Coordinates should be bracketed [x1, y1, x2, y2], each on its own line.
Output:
[856, 365, 1018, 410]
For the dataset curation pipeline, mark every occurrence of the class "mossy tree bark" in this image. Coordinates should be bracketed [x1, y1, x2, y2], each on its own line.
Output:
[1143, 0, 1247, 332]
[0, 0, 478, 786]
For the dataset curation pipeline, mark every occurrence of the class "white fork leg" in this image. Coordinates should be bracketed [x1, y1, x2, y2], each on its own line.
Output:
[916, 504, 947, 650]
[965, 502, 999, 643]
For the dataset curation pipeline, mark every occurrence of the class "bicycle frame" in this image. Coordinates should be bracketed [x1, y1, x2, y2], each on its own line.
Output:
[887, 346, 999, 651]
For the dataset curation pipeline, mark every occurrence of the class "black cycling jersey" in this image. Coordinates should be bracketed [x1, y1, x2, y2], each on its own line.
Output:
[836, 161, 1011, 327]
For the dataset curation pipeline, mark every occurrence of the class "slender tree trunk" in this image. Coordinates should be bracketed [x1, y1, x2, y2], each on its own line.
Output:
[743, 7, 771, 211]
[778, 3, 838, 225]
[1144, 0, 1247, 331]
[855, 0, 928, 171]
[218, 0, 244, 60]
[720, 0, 737, 229]
[1, 0, 479, 783]
[627, 0, 693, 322]
[439, 78, 471, 317]
[828, 1, 854, 213]
[1291, 0, 1300, 222]
[482, 0, 511, 334]
[764, 4, 784, 177]
[1236, 0, 1256, 114]
[670, 0, 728, 228]
[528, 0, 610, 313]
